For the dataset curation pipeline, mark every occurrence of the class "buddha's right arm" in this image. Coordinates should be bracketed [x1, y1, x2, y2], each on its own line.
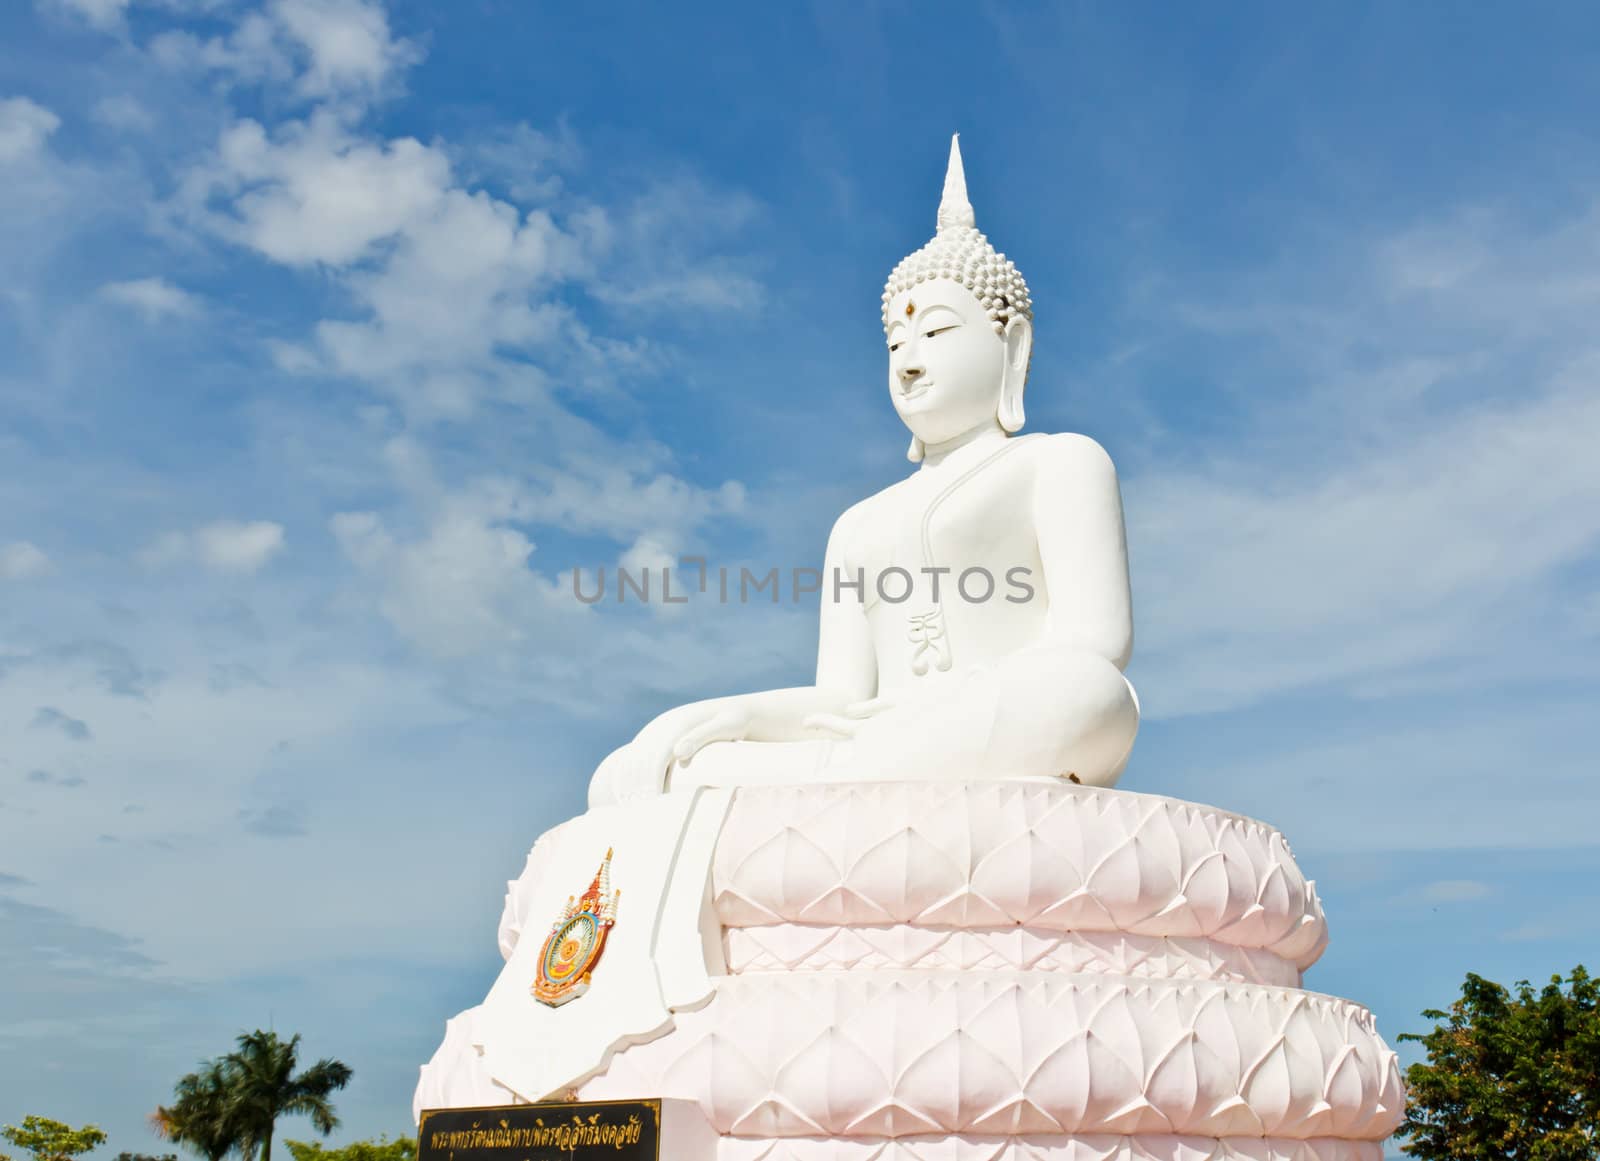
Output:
[664, 686, 861, 754]
[590, 685, 863, 805]
[583, 687, 861, 808]
[659, 511, 877, 761]
[815, 502, 878, 698]
[590, 512, 878, 803]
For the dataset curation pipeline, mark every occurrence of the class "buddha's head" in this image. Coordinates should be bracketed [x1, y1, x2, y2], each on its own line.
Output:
[882, 136, 1033, 462]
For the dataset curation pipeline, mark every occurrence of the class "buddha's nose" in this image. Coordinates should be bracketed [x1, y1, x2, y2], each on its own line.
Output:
[898, 361, 924, 386]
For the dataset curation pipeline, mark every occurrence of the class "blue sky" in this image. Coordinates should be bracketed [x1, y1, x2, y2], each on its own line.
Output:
[3, 0, 1599, 1152]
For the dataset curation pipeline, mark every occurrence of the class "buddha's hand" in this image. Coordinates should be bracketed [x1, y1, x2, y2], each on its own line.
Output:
[589, 713, 691, 805]
[802, 692, 900, 739]
[589, 701, 759, 806]
[671, 704, 755, 766]
[589, 740, 661, 806]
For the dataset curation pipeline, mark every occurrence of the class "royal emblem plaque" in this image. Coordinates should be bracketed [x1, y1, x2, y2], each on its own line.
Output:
[531, 848, 620, 1007]
[418, 1100, 659, 1161]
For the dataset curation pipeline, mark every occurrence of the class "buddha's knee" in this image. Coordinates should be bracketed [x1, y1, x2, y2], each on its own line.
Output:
[990, 648, 1139, 787]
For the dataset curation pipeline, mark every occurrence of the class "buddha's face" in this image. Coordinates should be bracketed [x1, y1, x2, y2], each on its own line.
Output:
[885, 278, 1029, 449]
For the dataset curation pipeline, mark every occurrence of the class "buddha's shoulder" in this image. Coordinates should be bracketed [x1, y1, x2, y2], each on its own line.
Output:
[825, 471, 932, 552]
[1017, 431, 1120, 480]
[830, 481, 910, 536]
[1017, 430, 1115, 464]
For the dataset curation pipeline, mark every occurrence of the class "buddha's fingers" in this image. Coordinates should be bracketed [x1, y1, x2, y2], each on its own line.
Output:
[589, 742, 639, 807]
[673, 709, 750, 765]
[803, 712, 862, 739]
[807, 694, 898, 737]
[844, 693, 899, 719]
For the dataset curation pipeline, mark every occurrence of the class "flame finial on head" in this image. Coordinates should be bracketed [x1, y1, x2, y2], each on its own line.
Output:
[936, 134, 976, 233]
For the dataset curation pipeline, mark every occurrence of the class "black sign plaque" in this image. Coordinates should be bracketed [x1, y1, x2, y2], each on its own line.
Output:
[417, 1100, 660, 1161]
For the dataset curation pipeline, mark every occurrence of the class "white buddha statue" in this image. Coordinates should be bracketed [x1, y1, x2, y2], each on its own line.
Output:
[590, 136, 1138, 807]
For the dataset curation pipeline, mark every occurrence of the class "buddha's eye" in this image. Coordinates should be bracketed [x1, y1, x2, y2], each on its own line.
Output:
[924, 325, 957, 339]
[888, 341, 904, 353]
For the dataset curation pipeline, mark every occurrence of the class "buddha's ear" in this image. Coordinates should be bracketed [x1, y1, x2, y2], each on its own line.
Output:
[998, 315, 1032, 433]
[906, 434, 925, 463]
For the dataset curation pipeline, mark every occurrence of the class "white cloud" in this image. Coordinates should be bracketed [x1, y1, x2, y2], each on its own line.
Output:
[331, 503, 565, 660]
[99, 276, 201, 320]
[326, 436, 583, 659]
[1377, 211, 1493, 293]
[265, 338, 322, 373]
[135, 530, 190, 570]
[1182, 696, 1600, 855]
[459, 121, 581, 203]
[618, 535, 684, 619]
[579, 175, 766, 314]
[0, 96, 135, 279]
[0, 630, 478, 983]
[1131, 378, 1600, 717]
[147, 0, 416, 103]
[1575, 591, 1600, 637]
[176, 107, 602, 418]
[593, 266, 765, 313]
[174, 82, 763, 419]
[138, 1, 774, 716]
[0, 541, 52, 579]
[618, 535, 675, 577]
[323, 433, 758, 701]
[328, 479, 811, 714]
[1498, 910, 1600, 943]
[90, 94, 155, 132]
[196, 521, 286, 572]
[40, 0, 131, 32]
[272, 0, 419, 99]
[313, 187, 586, 397]
[0, 96, 61, 164]
[524, 459, 747, 543]
[1123, 206, 1600, 719]
[182, 112, 452, 267]
[139, 521, 286, 574]
[1416, 879, 1493, 905]
[149, 11, 294, 88]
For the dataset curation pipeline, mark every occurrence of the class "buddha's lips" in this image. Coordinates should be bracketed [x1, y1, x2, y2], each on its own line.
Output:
[899, 381, 934, 402]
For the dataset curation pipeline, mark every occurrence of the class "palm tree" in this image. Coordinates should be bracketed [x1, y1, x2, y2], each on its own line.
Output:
[152, 1060, 238, 1161]
[225, 1031, 352, 1161]
[154, 1032, 352, 1161]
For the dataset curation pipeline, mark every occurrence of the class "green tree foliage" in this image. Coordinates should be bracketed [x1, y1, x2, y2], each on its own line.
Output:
[153, 1060, 236, 1161]
[155, 1031, 353, 1161]
[1399, 965, 1600, 1160]
[283, 1137, 414, 1161]
[228, 1030, 353, 1161]
[0, 1117, 107, 1161]
[115, 1153, 178, 1161]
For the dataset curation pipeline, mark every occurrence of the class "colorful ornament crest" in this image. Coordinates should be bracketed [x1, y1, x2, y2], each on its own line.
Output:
[531, 848, 621, 1008]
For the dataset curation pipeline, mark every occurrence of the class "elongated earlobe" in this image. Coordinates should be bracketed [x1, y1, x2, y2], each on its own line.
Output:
[998, 389, 1025, 434]
[907, 435, 925, 463]
[998, 316, 1032, 434]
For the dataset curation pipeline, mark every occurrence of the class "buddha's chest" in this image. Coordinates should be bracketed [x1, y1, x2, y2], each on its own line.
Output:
[846, 445, 1048, 678]
[851, 448, 1041, 583]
